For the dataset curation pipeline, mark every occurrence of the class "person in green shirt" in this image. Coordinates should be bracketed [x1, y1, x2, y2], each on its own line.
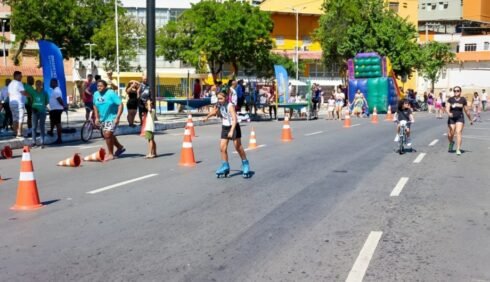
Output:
[29, 80, 49, 148]
[23, 76, 35, 137]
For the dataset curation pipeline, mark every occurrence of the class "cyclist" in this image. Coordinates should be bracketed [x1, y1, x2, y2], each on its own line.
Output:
[394, 99, 415, 147]
[446, 86, 473, 156]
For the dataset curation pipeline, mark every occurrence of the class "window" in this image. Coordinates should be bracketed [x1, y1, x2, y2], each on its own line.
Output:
[464, 43, 477, 52]
[308, 63, 340, 78]
[389, 2, 399, 13]
[275, 36, 284, 46]
[302, 36, 311, 46]
[484, 42, 490, 51]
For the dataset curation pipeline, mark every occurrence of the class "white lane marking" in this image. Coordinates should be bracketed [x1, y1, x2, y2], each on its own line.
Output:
[429, 139, 439, 146]
[463, 136, 490, 141]
[87, 174, 158, 194]
[413, 153, 426, 164]
[234, 144, 267, 153]
[390, 177, 409, 197]
[345, 231, 383, 282]
[468, 127, 490, 130]
[351, 124, 361, 127]
[443, 133, 448, 136]
[77, 145, 102, 150]
[305, 131, 323, 136]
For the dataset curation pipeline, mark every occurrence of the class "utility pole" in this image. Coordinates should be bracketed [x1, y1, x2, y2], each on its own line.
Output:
[147, 0, 156, 107]
[115, 0, 121, 96]
[2, 19, 6, 67]
[84, 43, 96, 74]
[425, 22, 440, 44]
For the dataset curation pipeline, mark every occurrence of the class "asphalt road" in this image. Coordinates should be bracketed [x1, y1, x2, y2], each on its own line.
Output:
[0, 111, 489, 281]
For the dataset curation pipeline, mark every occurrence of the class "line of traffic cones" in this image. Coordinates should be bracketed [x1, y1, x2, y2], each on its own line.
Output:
[57, 153, 82, 167]
[84, 148, 106, 162]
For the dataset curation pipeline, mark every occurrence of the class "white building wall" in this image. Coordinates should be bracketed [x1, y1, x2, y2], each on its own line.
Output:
[418, 62, 490, 92]
[459, 35, 490, 52]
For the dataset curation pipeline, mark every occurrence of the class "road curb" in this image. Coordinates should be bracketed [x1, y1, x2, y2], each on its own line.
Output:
[0, 119, 221, 151]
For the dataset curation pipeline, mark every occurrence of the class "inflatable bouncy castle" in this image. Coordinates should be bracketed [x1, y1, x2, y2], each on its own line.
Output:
[347, 52, 401, 114]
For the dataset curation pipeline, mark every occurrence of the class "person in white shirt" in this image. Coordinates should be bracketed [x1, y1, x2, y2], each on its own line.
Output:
[482, 89, 487, 111]
[8, 71, 28, 138]
[47, 79, 67, 144]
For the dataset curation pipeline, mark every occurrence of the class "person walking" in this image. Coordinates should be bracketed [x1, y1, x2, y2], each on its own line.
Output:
[29, 80, 49, 148]
[334, 86, 345, 120]
[47, 79, 67, 144]
[143, 100, 157, 159]
[8, 71, 28, 138]
[138, 75, 150, 123]
[435, 93, 443, 119]
[23, 76, 35, 137]
[446, 86, 473, 156]
[472, 92, 482, 122]
[1, 78, 12, 131]
[125, 80, 139, 127]
[93, 80, 125, 161]
[203, 90, 251, 178]
[482, 89, 487, 111]
[82, 74, 95, 121]
[106, 70, 118, 91]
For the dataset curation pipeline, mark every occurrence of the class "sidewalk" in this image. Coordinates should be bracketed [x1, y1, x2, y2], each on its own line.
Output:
[0, 108, 220, 150]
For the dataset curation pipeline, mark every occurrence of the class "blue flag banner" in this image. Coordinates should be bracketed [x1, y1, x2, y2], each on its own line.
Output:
[38, 40, 67, 103]
[274, 65, 289, 103]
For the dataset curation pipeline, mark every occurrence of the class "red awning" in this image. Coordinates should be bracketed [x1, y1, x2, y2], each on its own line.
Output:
[272, 50, 323, 60]
[0, 66, 43, 77]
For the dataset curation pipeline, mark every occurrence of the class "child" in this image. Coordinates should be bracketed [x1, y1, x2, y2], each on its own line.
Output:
[144, 100, 157, 158]
[327, 95, 335, 120]
[203, 90, 251, 178]
[394, 99, 415, 146]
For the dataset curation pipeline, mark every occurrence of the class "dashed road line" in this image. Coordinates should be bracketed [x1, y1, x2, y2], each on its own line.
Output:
[345, 231, 383, 282]
[351, 124, 361, 127]
[305, 131, 323, 136]
[234, 144, 267, 153]
[87, 174, 159, 194]
[429, 139, 439, 146]
[413, 153, 426, 164]
[390, 177, 409, 197]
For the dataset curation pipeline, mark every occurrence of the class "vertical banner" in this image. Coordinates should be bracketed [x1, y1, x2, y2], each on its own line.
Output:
[274, 65, 289, 103]
[38, 40, 67, 103]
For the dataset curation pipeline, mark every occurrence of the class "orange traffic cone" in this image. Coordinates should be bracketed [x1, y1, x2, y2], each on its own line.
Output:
[385, 105, 393, 121]
[186, 114, 196, 137]
[1, 145, 13, 159]
[57, 153, 82, 167]
[343, 111, 352, 128]
[11, 146, 42, 211]
[281, 117, 293, 142]
[178, 128, 196, 167]
[248, 127, 258, 149]
[84, 148, 106, 162]
[371, 107, 379, 124]
[140, 112, 147, 137]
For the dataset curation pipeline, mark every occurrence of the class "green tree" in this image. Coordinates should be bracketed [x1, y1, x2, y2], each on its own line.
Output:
[315, 0, 421, 79]
[156, 0, 274, 82]
[90, 6, 144, 71]
[419, 41, 455, 91]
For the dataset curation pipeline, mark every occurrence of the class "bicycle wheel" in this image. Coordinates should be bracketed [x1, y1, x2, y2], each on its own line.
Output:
[399, 134, 405, 155]
[81, 120, 94, 142]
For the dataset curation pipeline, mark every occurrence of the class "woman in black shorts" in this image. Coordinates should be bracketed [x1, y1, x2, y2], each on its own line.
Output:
[125, 80, 139, 127]
[446, 86, 473, 155]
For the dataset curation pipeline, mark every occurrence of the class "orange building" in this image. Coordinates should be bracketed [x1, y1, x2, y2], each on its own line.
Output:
[463, 0, 490, 23]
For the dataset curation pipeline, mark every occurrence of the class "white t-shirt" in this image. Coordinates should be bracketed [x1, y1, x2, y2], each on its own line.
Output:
[220, 103, 235, 126]
[482, 92, 487, 101]
[441, 92, 447, 103]
[0, 86, 8, 101]
[8, 80, 25, 105]
[229, 87, 237, 105]
[49, 87, 64, 110]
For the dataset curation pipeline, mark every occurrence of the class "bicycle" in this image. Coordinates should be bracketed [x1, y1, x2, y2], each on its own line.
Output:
[81, 111, 104, 142]
[396, 120, 415, 154]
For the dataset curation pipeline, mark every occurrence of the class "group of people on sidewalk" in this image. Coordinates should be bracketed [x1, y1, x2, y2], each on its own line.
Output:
[0, 71, 67, 148]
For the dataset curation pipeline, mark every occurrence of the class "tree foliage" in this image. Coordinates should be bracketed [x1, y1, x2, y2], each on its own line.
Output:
[2, 0, 140, 69]
[156, 0, 274, 82]
[315, 0, 421, 79]
[243, 53, 300, 79]
[419, 41, 455, 91]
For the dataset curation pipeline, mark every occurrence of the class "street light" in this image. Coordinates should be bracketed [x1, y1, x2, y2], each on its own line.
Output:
[291, 7, 306, 80]
[2, 19, 7, 67]
[84, 43, 96, 74]
[115, 0, 121, 96]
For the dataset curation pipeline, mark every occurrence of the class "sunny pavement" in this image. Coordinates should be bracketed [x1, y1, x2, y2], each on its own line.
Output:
[0, 111, 489, 281]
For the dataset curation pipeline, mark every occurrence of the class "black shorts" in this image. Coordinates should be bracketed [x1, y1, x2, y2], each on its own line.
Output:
[221, 124, 241, 140]
[448, 114, 464, 125]
[442, 102, 446, 108]
[49, 110, 63, 124]
[127, 99, 138, 110]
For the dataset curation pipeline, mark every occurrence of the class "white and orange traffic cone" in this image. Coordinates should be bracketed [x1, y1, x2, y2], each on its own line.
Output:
[1, 145, 13, 159]
[186, 114, 196, 138]
[178, 128, 196, 167]
[11, 146, 43, 211]
[84, 148, 106, 162]
[57, 153, 82, 167]
[248, 127, 258, 149]
[371, 107, 379, 124]
[281, 117, 293, 142]
[343, 111, 352, 128]
[385, 105, 394, 121]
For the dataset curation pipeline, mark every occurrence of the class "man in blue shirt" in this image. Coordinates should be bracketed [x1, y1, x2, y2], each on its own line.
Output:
[93, 79, 125, 161]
